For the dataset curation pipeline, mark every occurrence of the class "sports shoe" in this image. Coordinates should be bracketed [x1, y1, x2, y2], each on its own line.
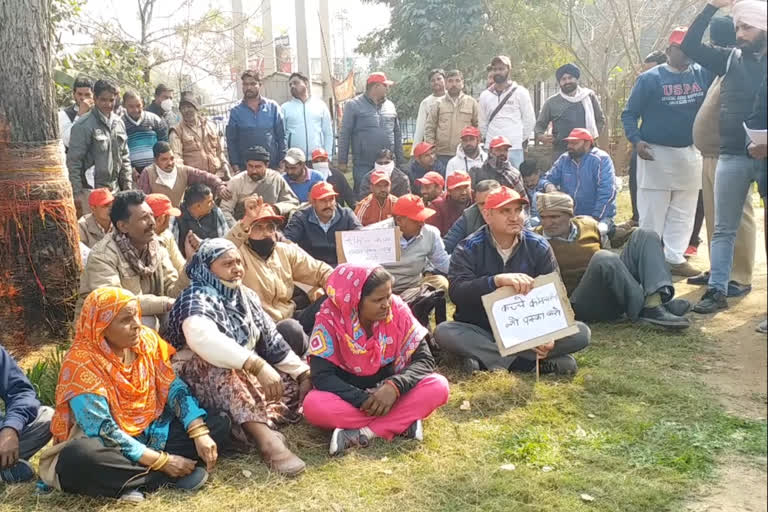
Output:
[461, 357, 480, 375]
[174, 466, 209, 491]
[119, 490, 145, 504]
[727, 281, 752, 298]
[329, 428, 370, 456]
[757, 320, 767, 334]
[669, 261, 701, 277]
[638, 305, 690, 330]
[693, 288, 728, 314]
[401, 420, 424, 441]
[663, 298, 692, 317]
[0, 459, 35, 483]
[684, 245, 698, 258]
[687, 271, 710, 285]
[538, 355, 578, 375]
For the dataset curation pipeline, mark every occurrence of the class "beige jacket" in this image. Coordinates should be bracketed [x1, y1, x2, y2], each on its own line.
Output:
[226, 222, 332, 322]
[169, 119, 230, 178]
[78, 234, 189, 317]
[424, 93, 480, 156]
[77, 214, 112, 249]
[221, 169, 300, 225]
[158, 229, 186, 274]
[692, 76, 723, 159]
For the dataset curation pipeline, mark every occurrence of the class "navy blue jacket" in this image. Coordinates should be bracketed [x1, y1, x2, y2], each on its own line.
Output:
[449, 227, 559, 332]
[338, 94, 404, 169]
[0, 344, 41, 434]
[282, 204, 362, 266]
[226, 98, 286, 169]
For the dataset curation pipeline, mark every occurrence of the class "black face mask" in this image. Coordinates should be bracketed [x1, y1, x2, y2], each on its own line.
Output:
[247, 237, 276, 259]
[493, 73, 508, 84]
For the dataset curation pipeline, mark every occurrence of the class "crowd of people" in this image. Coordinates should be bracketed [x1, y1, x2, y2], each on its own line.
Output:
[0, 0, 765, 503]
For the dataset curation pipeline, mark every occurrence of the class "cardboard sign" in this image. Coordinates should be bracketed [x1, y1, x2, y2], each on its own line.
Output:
[481, 272, 578, 357]
[335, 227, 401, 265]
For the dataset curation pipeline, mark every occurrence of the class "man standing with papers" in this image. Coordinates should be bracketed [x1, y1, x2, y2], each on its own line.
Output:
[434, 186, 590, 375]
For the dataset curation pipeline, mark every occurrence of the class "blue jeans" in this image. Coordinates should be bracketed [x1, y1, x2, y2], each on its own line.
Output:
[708, 154, 763, 294]
[508, 149, 525, 169]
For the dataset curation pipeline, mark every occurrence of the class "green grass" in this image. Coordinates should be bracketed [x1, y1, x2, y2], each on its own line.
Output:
[2, 323, 765, 512]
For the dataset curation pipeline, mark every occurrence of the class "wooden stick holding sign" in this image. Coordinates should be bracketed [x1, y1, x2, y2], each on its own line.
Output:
[335, 227, 402, 265]
[481, 272, 578, 378]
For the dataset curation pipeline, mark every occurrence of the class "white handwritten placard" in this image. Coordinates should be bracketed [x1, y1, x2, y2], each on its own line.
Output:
[481, 272, 579, 357]
[336, 227, 401, 265]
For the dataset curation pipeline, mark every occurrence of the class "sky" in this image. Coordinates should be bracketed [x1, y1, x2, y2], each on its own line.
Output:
[62, 0, 390, 98]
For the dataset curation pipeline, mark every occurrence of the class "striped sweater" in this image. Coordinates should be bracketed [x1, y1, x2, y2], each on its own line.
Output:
[123, 111, 169, 170]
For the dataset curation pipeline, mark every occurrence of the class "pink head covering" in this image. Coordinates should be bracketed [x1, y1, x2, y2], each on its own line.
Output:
[733, 0, 767, 32]
[308, 264, 428, 376]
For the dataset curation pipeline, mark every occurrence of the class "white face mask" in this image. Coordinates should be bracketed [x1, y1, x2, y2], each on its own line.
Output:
[313, 161, 330, 178]
[374, 161, 395, 176]
[160, 98, 173, 112]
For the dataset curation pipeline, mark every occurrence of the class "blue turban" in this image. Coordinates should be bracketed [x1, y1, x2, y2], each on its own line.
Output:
[556, 63, 581, 82]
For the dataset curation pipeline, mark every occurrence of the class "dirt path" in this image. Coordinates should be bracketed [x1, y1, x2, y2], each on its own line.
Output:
[683, 204, 767, 512]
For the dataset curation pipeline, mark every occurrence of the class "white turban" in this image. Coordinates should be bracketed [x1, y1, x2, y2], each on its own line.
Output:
[732, 0, 767, 32]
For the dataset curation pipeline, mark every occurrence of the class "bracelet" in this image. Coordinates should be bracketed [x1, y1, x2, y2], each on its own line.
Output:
[187, 423, 209, 437]
[385, 380, 401, 398]
[149, 451, 169, 471]
[189, 427, 211, 439]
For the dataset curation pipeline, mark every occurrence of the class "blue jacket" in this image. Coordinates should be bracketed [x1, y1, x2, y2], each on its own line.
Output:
[540, 147, 617, 221]
[0, 344, 41, 434]
[282, 204, 362, 266]
[226, 98, 286, 169]
[338, 94, 404, 169]
[449, 227, 559, 332]
[282, 97, 334, 157]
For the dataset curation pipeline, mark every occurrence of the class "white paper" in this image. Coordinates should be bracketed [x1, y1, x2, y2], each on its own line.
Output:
[340, 228, 398, 264]
[744, 122, 767, 146]
[490, 282, 569, 349]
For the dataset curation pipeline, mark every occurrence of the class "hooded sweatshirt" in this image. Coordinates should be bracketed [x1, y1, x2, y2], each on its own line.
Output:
[446, 144, 488, 179]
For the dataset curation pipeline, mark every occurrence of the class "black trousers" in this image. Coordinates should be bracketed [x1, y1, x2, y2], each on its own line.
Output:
[629, 150, 639, 223]
[56, 414, 231, 498]
[688, 190, 705, 247]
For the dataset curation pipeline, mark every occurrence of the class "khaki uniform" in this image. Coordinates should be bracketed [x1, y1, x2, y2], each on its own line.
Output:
[169, 119, 230, 179]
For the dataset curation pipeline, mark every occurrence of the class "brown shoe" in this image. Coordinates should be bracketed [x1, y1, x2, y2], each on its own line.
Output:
[260, 435, 306, 477]
[668, 261, 701, 277]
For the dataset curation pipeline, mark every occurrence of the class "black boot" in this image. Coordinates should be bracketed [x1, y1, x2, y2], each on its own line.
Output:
[693, 288, 728, 314]
[638, 305, 690, 330]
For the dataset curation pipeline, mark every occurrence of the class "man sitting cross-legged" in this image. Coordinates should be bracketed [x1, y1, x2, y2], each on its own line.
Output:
[534, 192, 691, 330]
[434, 186, 590, 375]
[443, 179, 500, 254]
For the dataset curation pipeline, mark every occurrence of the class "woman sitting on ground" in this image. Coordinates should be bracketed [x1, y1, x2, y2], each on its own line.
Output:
[165, 238, 311, 476]
[40, 287, 228, 503]
[303, 264, 450, 455]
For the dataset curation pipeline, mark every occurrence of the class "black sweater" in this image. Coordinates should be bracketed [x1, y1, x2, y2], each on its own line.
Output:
[309, 338, 436, 408]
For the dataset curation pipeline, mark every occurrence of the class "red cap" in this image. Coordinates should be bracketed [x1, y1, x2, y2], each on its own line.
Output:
[88, 188, 114, 208]
[370, 170, 392, 185]
[447, 171, 472, 191]
[483, 186, 529, 210]
[412, 141, 435, 158]
[669, 26, 688, 46]
[415, 171, 445, 188]
[145, 193, 181, 217]
[392, 194, 436, 222]
[489, 136, 512, 150]
[460, 126, 481, 139]
[311, 148, 329, 161]
[367, 72, 394, 86]
[563, 128, 594, 143]
[251, 205, 285, 224]
[309, 181, 338, 201]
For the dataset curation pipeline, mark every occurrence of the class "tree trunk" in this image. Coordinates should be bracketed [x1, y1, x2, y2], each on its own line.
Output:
[0, 0, 82, 343]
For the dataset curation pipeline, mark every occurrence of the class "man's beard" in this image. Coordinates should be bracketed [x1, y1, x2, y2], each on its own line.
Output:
[448, 87, 461, 97]
[568, 150, 586, 159]
[737, 36, 767, 54]
[244, 89, 259, 99]
[463, 144, 478, 157]
[561, 83, 578, 94]
[249, 173, 264, 182]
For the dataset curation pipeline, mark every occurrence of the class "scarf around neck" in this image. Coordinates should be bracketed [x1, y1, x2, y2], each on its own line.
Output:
[308, 263, 428, 376]
[559, 86, 599, 138]
[155, 165, 179, 190]
[51, 287, 176, 441]
[113, 231, 161, 278]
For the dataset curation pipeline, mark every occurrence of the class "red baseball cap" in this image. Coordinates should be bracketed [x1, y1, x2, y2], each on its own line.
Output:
[489, 136, 512, 150]
[563, 128, 594, 143]
[370, 170, 391, 185]
[392, 194, 436, 222]
[460, 126, 481, 139]
[309, 181, 338, 201]
[145, 193, 181, 217]
[483, 186, 529, 210]
[367, 72, 394, 86]
[412, 141, 435, 158]
[251, 204, 285, 224]
[669, 26, 688, 46]
[311, 148, 329, 161]
[447, 171, 472, 191]
[88, 188, 114, 208]
[415, 171, 445, 188]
